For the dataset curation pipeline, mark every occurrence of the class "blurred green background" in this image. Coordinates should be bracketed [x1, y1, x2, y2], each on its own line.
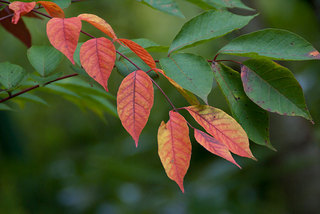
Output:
[1, 0, 320, 213]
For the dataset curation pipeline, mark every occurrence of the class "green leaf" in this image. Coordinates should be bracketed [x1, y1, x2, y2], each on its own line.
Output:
[0, 103, 13, 111]
[168, 10, 256, 54]
[212, 62, 272, 148]
[73, 42, 84, 67]
[185, 0, 215, 10]
[27, 45, 63, 77]
[219, 29, 320, 61]
[51, 0, 71, 8]
[202, 0, 254, 10]
[159, 53, 213, 103]
[137, 0, 184, 18]
[30, 72, 63, 86]
[0, 62, 27, 90]
[14, 93, 48, 106]
[241, 58, 312, 121]
[115, 56, 158, 79]
[37, 0, 71, 8]
[117, 38, 168, 54]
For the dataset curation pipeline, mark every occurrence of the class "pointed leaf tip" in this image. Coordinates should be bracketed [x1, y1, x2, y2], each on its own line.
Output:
[80, 37, 116, 92]
[158, 111, 191, 192]
[185, 105, 255, 159]
[194, 129, 241, 168]
[117, 70, 154, 146]
[47, 17, 82, 64]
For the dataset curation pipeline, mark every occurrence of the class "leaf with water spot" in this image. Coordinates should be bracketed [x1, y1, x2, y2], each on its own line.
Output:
[0, 62, 27, 90]
[158, 111, 191, 192]
[241, 58, 312, 122]
[212, 62, 272, 149]
[220, 29, 320, 60]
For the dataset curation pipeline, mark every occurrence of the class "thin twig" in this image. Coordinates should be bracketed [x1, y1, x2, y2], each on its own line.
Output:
[0, 74, 78, 103]
[0, 13, 13, 21]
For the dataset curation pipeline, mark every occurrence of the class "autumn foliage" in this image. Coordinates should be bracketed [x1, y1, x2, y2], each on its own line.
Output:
[1, 0, 319, 192]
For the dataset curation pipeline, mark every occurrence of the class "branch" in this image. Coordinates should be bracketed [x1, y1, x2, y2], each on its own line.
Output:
[0, 74, 78, 103]
[0, 2, 179, 111]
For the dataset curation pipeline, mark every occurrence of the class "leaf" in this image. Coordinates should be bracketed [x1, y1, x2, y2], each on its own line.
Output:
[9, 1, 36, 24]
[117, 38, 168, 54]
[118, 39, 157, 69]
[202, 0, 253, 10]
[159, 53, 213, 103]
[0, 6, 31, 48]
[137, 0, 184, 18]
[51, 0, 71, 8]
[31, 72, 62, 86]
[115, 56, 158, 79]
[14, 93, 48, 105]
[80, 37, 116, 92]
[157, 111, 191, 192]
[241, 58, 312, 121]
[73, 42, 83, 67]
[219, 29, 320, 60]
[47, 17, 82, 64]
[0, 103, 13, 111]
[212, 63, 272, 148]
[168, 10, 256, 54]
[0, 62, 27, 90]
[117, 70, 154, 146]
[184, 105, 255, 159]
[78, 13, 117, 40]
[27, 45, 63, 76]
[37, 1, 65, 18]
[194, 129, 240, 168]
[157, 69, 200, 105]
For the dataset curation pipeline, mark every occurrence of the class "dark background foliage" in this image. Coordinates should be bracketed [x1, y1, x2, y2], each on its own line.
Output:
[0, 0, 320, 213]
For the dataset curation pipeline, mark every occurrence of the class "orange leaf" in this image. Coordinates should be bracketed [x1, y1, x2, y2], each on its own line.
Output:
[37, 1, 65, 18]
[157, 111, 191, 193]
[47, 17, 82, 64]
[185, 105, 255, 159]
[118, 38, 157, 69]
[194, 129, 240, 168]
[117, 70, 154, 146]
[80, 37, 116, 92]
[9, 1, 36, 24]
[78, 13, 117, 40]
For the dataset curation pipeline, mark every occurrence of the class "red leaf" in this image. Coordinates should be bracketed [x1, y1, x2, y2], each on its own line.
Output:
[0, 6, 31, 48]
[194, 129, 240, 168]
[185, 105, 255, 159]
[78, 13, 117, 40]
[37, 1, 65, 18]
[80, 37, 116, 92]
[117, 70, 154, 146]
[47, 17, 82, 64]
[9, 1, 36, 24]
[157, 111, 191, 193]
[118, 39, 157, 69]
